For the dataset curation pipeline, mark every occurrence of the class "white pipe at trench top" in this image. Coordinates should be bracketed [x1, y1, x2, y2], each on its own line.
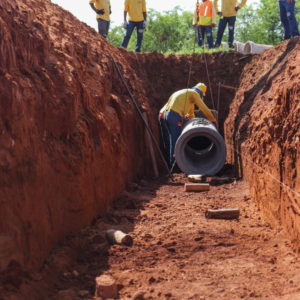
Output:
[174, 118, 226, 176]
[244, 41, 272, 54]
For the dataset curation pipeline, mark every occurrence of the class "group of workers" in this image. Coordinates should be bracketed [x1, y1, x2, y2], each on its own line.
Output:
[193, 0, 299, 49]
[89, 0, 299, 52]
[89, 0, 147, 52]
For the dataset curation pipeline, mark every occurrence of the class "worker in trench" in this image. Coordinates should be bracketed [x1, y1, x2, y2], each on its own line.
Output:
[159, 83, 216, 168]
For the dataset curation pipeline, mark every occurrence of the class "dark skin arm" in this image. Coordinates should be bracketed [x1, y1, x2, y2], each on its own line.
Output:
[89, 3, 104, 15]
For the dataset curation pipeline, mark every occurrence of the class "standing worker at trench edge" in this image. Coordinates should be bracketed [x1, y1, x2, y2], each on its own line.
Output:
[214, 0, 247, 48]
[89, 0, 112, 38]
[159, 83, 216, 168]
[193, 0, 217, 49]
[278, 0, 299, 40]
[121, 0, 147, 52]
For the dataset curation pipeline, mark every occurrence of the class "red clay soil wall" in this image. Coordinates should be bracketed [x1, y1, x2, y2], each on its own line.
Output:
[225, 37, 300, 249]
[0, 0, 248, 274]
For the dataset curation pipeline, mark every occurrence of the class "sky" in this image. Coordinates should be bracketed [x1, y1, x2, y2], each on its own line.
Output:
[50, 0, 257, 31]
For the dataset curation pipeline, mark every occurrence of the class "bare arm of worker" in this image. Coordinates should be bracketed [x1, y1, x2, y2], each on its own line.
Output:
[214, 0, 222, 15]
[90, 3, 97, 13]
[142, 0, 147, 20]
[236, 0, 247, 11]
[212, 2, 217, 26]
[193, 4, 199, 27]
[193, 94, 216, 123]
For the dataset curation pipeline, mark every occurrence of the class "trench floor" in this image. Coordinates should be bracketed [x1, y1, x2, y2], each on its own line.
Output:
[5, 172, 300, 300]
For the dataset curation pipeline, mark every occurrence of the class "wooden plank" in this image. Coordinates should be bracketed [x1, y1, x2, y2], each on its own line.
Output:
[143, 112, 159, 178]
[184, 183, 210, 192]
[187, 174, 206, 183]
[205, 208, 240, 220]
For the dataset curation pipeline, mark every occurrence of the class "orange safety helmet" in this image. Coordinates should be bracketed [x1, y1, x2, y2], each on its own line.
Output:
[194, 83, 207, 96]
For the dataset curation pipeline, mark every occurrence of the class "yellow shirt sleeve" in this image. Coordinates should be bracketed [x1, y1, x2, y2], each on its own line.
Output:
[142, 0, 146, 13]
[193, 93, 216, 122]
[124, 0, 129, 12]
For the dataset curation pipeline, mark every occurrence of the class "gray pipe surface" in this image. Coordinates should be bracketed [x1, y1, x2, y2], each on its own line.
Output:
[174, 118, 226, 175]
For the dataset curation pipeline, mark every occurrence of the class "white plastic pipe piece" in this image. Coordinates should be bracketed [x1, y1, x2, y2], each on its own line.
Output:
[174, 118, 226, 176]
[233, 41, 246, 53]
[244, 41, 272, 54]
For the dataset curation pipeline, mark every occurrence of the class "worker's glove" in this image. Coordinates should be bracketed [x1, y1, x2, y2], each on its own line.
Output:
[211, 23, 216, 28]
[143, 20, 147, 29]
[123, 21, 128, 29]
[96, 9, 105, 15]
[217, 11, 222, 16]
[235, 6, 239, 11]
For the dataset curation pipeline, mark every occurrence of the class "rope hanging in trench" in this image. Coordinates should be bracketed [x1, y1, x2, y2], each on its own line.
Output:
[111, 57, 173, 179]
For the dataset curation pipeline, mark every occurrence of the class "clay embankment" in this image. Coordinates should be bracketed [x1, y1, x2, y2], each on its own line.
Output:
[0, 0, 248, 275]
[225, 37, 300, 249]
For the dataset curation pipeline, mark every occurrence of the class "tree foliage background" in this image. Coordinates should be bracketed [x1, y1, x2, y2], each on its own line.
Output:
[107, 1, 300, 54]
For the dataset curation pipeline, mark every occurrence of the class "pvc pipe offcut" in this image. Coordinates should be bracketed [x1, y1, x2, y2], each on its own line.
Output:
[174, 118, 226, 176]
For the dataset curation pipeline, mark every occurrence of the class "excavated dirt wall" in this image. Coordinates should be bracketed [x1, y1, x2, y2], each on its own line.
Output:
[225, 37, 300, 249]
[0, 0, 248, 274]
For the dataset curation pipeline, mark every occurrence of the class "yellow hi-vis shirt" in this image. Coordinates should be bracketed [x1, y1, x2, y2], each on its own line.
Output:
[90, 0, 111, 21]
[214, 0, 247, 17]
[193, 0, 216, 26]
[160, 89, 216, 122]
[124, 0, 146, 22]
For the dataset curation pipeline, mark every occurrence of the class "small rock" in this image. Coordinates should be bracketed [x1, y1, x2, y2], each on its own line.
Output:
[58, 289, 77, 300]
[78, 290, 89, 298]
[63, 272, 71, 278]
[133, 292, 145, 300]
[73, 270, 79, 277]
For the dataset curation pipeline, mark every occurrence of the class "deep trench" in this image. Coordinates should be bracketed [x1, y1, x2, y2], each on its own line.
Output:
[1, 1, 299, 296]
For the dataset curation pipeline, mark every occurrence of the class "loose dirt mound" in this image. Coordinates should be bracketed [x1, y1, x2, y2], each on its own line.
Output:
[225, 37, 300, 249]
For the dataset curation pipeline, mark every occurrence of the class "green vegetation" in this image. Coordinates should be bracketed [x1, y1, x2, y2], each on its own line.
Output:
[107, 1, 300, 54]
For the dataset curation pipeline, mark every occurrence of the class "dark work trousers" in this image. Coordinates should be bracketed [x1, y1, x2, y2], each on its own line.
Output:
[215, 16, 236, 47]
[121, 21, 144, 52]
[158, 114, 170, 166]
[197, 26, 214, 49]
[97, 18, 110, 38]
[278, 0, 299, 39]
[165, 110, 183, 166]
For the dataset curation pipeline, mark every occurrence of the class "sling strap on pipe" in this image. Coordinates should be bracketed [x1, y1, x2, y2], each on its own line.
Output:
[111, 57, 173, 179]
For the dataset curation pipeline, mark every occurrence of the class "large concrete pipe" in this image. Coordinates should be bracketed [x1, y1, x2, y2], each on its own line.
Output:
[174, 118, 226, 175]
